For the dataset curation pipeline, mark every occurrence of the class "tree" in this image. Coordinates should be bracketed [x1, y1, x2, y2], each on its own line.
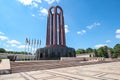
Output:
[114, 44, 120, 53]
[86, 48, 93, 53]
[97, 46, 109, 58]
[76, 49, 85, 54]
[93, 49, 98, 57]
[0, 48, 6, 53]
[112, 44, 120, 58]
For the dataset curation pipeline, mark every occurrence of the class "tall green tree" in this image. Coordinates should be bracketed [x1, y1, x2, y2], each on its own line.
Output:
[93, 49, 98, 57]
[86, 48, 93, 53]
[113, 44, 120, 58]
[114, 44, 120, 53]
[0, 48, 6, 53]
[97, 46, 109, 58]
[76, 49, 85, 54]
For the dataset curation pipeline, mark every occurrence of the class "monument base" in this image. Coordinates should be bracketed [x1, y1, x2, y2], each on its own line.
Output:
[35, 46, 76, 60]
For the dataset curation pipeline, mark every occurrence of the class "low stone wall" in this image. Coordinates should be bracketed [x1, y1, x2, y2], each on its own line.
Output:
[0, 53, 35, 61]
[60, 57, 106, 62]
[61, 57, 87, 61]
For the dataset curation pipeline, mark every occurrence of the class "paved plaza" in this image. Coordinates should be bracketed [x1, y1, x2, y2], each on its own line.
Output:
[0, 62, 120, 80]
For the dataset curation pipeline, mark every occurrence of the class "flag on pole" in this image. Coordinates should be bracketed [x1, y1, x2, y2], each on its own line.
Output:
[24, 38, 28, 60]
[39, 40, 41, 48]
[28, 38, 30, 45]
[26, 38, 29, 44]
[31, 39, 33, 45]
[31, 39, 33, 55]
[34, 39, 36, 45]
[40, 40, 41, 45]
[28, 38, 30, 52]
[30, 39, 33, 60]
[34, 39, 36, 53]
[37, 39, 39, 45]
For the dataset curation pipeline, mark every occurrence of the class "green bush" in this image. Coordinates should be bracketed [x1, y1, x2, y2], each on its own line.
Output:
[111, 53, 118, 58]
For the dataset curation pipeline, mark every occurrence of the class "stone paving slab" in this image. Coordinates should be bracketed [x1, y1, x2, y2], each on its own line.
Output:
[0, 59, 10, 70]
[0, 59, 11, 74]
[0, 62, 120, 80]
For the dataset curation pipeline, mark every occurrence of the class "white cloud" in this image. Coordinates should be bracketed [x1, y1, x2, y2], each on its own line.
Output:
[116, 29, 120, 34]
[44, 0, 55, 4]
[5, 48, 13, 51]
[17, 0, 42, 8]
[94, 44, 107, 49]
[44, 0, 60, 4]
[65, 25, 69, 33]
[17, 45, 25, 49]
[77, 30, 86, 35]
[32, 2, 38, 8]
[77, 31, 82, 35]
[0, 32, 4, 35]
[82, 30, 86, 33]
[11, 44, 17, 47]
[116, 34, 120, 39]
[18, 0, 60, 6]
[115, 29, 120, 39]
[0, 35, 8, 40]
[7, 40, 21, 45]
[32, 14, 35, 16]
[87, 22, 100, 29]
[35, 0, 42, 3]
[39, 7, 48, 16]
[56, 0, 60, 3]
[106, 40, 111, 43]
[18, 0, 32, 6]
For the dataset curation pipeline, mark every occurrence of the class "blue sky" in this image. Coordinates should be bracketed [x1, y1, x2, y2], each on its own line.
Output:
[0, 0, 120, 52]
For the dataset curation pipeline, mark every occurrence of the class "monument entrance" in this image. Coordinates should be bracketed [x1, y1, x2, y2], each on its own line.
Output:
[36, 6, 76, 60]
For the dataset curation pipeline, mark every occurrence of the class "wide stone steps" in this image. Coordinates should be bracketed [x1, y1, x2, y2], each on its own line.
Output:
[10, 59, 120, 73]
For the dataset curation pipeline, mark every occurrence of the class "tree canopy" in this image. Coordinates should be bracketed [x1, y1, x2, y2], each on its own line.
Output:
[76, 49, 85, 54]
[76, 43, 120, 58]
[0, 48, 6, 53]
[86, 48, 93, 53]
[114, 44, 120, 53]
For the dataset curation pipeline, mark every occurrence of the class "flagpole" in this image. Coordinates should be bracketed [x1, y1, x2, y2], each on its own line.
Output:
[39, 40, 41, 60]
[24, 38, 28, 61]
[24, 43, 26, 61]
[29, 38, 30, 61]
[30, 39, 33, 61]
[34, 39, 36, 60]
[37, 39, 39, 60]
[40, 40, 41, 48]
[28, 38, 30, 61]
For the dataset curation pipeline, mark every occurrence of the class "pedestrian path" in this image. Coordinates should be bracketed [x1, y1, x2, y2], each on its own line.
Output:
[1, 62, 120, 80]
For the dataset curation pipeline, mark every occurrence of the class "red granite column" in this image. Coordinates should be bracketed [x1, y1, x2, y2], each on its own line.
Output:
[46, 6, 54, 47]
[61, 13, 66, 46]
[62, 16, 66, 46]
[53, 7, 57, 45]
[51, 13, 53, 45]
[46, 13, 50, 46]
[58, 14, 61, 45]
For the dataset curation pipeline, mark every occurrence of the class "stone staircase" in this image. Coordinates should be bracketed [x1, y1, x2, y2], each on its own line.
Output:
[10, 58, 120, 73]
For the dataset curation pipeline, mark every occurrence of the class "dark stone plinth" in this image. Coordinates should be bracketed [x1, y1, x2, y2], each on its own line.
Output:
[7, 55, 17, 61]
[35, 46, 76, 60]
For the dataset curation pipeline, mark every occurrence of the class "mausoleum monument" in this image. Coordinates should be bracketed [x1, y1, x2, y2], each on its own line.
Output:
[36, 6, 76, 60]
